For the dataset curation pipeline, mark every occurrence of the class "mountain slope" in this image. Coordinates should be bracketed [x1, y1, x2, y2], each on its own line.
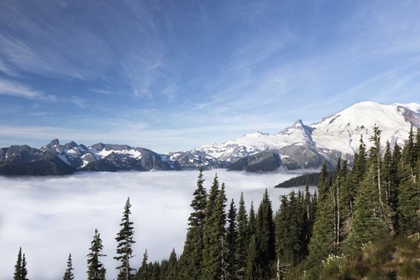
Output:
[40, 140, 180, 171]
[1, 101, 419, 175]
[170, 101, 420, 171]
[0, 145, 75, 176]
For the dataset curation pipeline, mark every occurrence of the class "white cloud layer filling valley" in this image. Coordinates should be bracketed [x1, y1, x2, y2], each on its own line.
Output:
[0, 170, 312, 280]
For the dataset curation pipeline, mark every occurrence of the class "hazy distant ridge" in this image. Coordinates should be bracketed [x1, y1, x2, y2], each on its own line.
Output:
[1, 101, 419, 175]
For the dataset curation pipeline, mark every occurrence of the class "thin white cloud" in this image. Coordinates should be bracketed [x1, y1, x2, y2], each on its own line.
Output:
[0, 79, 53, 100]
[68, 96, 85, 108]
[90, 89, 112, 95]
[0, 170, 311, 280]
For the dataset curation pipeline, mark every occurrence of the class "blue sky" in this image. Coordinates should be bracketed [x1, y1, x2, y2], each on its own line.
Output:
[0, 0, 419, 153]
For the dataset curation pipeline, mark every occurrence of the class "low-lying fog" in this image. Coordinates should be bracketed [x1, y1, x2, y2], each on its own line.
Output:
[0, 169, 314, 280]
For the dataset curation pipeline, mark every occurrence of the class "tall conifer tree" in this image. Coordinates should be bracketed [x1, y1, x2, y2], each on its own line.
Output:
[397, 162, 420, 235]
[115, 198, 136, 280]
[13, 247, 22, 280]
[179, 168, 207, 279]
[202, 181, 227, 280]
[87, 229, 106, 280]
[347, 164, 389, 252]
[136, 250, 149, 280]
[63, 253, 74, 280]
[21, 254, 28, 280]
[235, 193, 248, 279]
[255, 189, 275, 278]
[166, 249, 178, 280]
[318, 162, 330, 201]
[227, 199, 237, 280]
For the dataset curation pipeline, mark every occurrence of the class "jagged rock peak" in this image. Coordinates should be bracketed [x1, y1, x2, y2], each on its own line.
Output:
[64, 141, 79, 149]
[90, 143, 105, 150]
[49, 139, 60, 147]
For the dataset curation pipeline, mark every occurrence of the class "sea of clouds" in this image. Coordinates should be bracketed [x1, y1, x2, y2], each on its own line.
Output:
[0, 169, 314, 280]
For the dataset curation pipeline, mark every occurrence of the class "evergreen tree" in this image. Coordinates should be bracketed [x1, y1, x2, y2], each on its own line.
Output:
[178, 168, 207, 279]
[302, 179, 315, 258]
[63, 253, 74, 280]
[307, 185, 335, 265]
[21, 254, 28, 280]
[352, 135, 367, 196]
[87, 229, 106, 280]
[13, 248, 28, 280]
[235, 193, 248, 280]
[245, 203, 258, 278]
[115, 198, 136, 280]
[415, 127, 420, 162]
[397, 163, 420, 236]
[248, 202, 256, 237]
[150, 261, 160, 280]
[403, 126, 416, 168]
[136, 250, 149, 280]
[245, 235, 258, 280]
[347, 164, 389, 252]
[227, 199, 237, 280]
[382, 141, 393, 206]
[276, 192, 305, 278]
[318, 162, 330, 201]
[201, 181, 227, 280]
[165, 249, 178, 280]
[14, 247, 22, 280]
[255, 189, 275, 279]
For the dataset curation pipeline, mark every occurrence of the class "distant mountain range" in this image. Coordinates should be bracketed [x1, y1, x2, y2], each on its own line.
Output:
[1, 101, 419, 176]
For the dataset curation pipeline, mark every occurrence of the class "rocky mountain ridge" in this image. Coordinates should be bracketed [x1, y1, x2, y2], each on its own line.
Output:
[1, 101, 419, 175]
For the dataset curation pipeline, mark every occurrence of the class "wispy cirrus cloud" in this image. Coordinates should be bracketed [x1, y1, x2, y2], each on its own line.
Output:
[0, 79, 54, 100]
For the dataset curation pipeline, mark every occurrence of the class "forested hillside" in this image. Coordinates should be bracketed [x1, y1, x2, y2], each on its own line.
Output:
[12, 125, 420, 280]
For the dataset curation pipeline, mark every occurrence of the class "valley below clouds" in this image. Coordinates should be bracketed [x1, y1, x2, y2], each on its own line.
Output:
[0, 170, 311, 280]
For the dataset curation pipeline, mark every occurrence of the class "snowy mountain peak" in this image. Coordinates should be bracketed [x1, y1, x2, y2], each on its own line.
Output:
[243, 131, 269, 138]
[310, 101, 420, 154]
[170, 101, 420, 170]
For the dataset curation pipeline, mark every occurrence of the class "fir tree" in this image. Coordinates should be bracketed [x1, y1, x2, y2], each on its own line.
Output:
[302, 179, 315, 258]
[397, 163, 420, 236]
[166, 249, 178, 280]
[115, 198, 136, 280]
[87, 229, 106, 280]
[347, 164, 389, 252]
[136, 250, 149, 280]
[248, 202, 256, 237]
[14, 247, 22, 280]
[245, 202, 258, 279]
[275, 192, 305, 278]
[21, 254, 28, 280]
[63, 253, 74, 280]
[245, 235, 258, 280]
[178, 168, 207, 279]
[227, 199, 237, 280]
[150, 261, 160, 280]
[14, 248, 28, 280]
[201, 181, 227, 280]
[307, 185, 335, 265]
[403, 126, 416, 169]
[415, 127, 420, 162]
[352, 135, 367, 195]
[255, 189, 275, 278]
[235, 193, 248, 280]
[318, 162, 330, 201]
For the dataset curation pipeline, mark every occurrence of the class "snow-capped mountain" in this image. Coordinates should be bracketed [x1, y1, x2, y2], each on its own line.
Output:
[170, 101, 420, 170]
[40, 140, 180, 171]
[1, 101, 419, 175]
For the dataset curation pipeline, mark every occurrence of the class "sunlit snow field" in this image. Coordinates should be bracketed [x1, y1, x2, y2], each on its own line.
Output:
[0, 169, 313, 280]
